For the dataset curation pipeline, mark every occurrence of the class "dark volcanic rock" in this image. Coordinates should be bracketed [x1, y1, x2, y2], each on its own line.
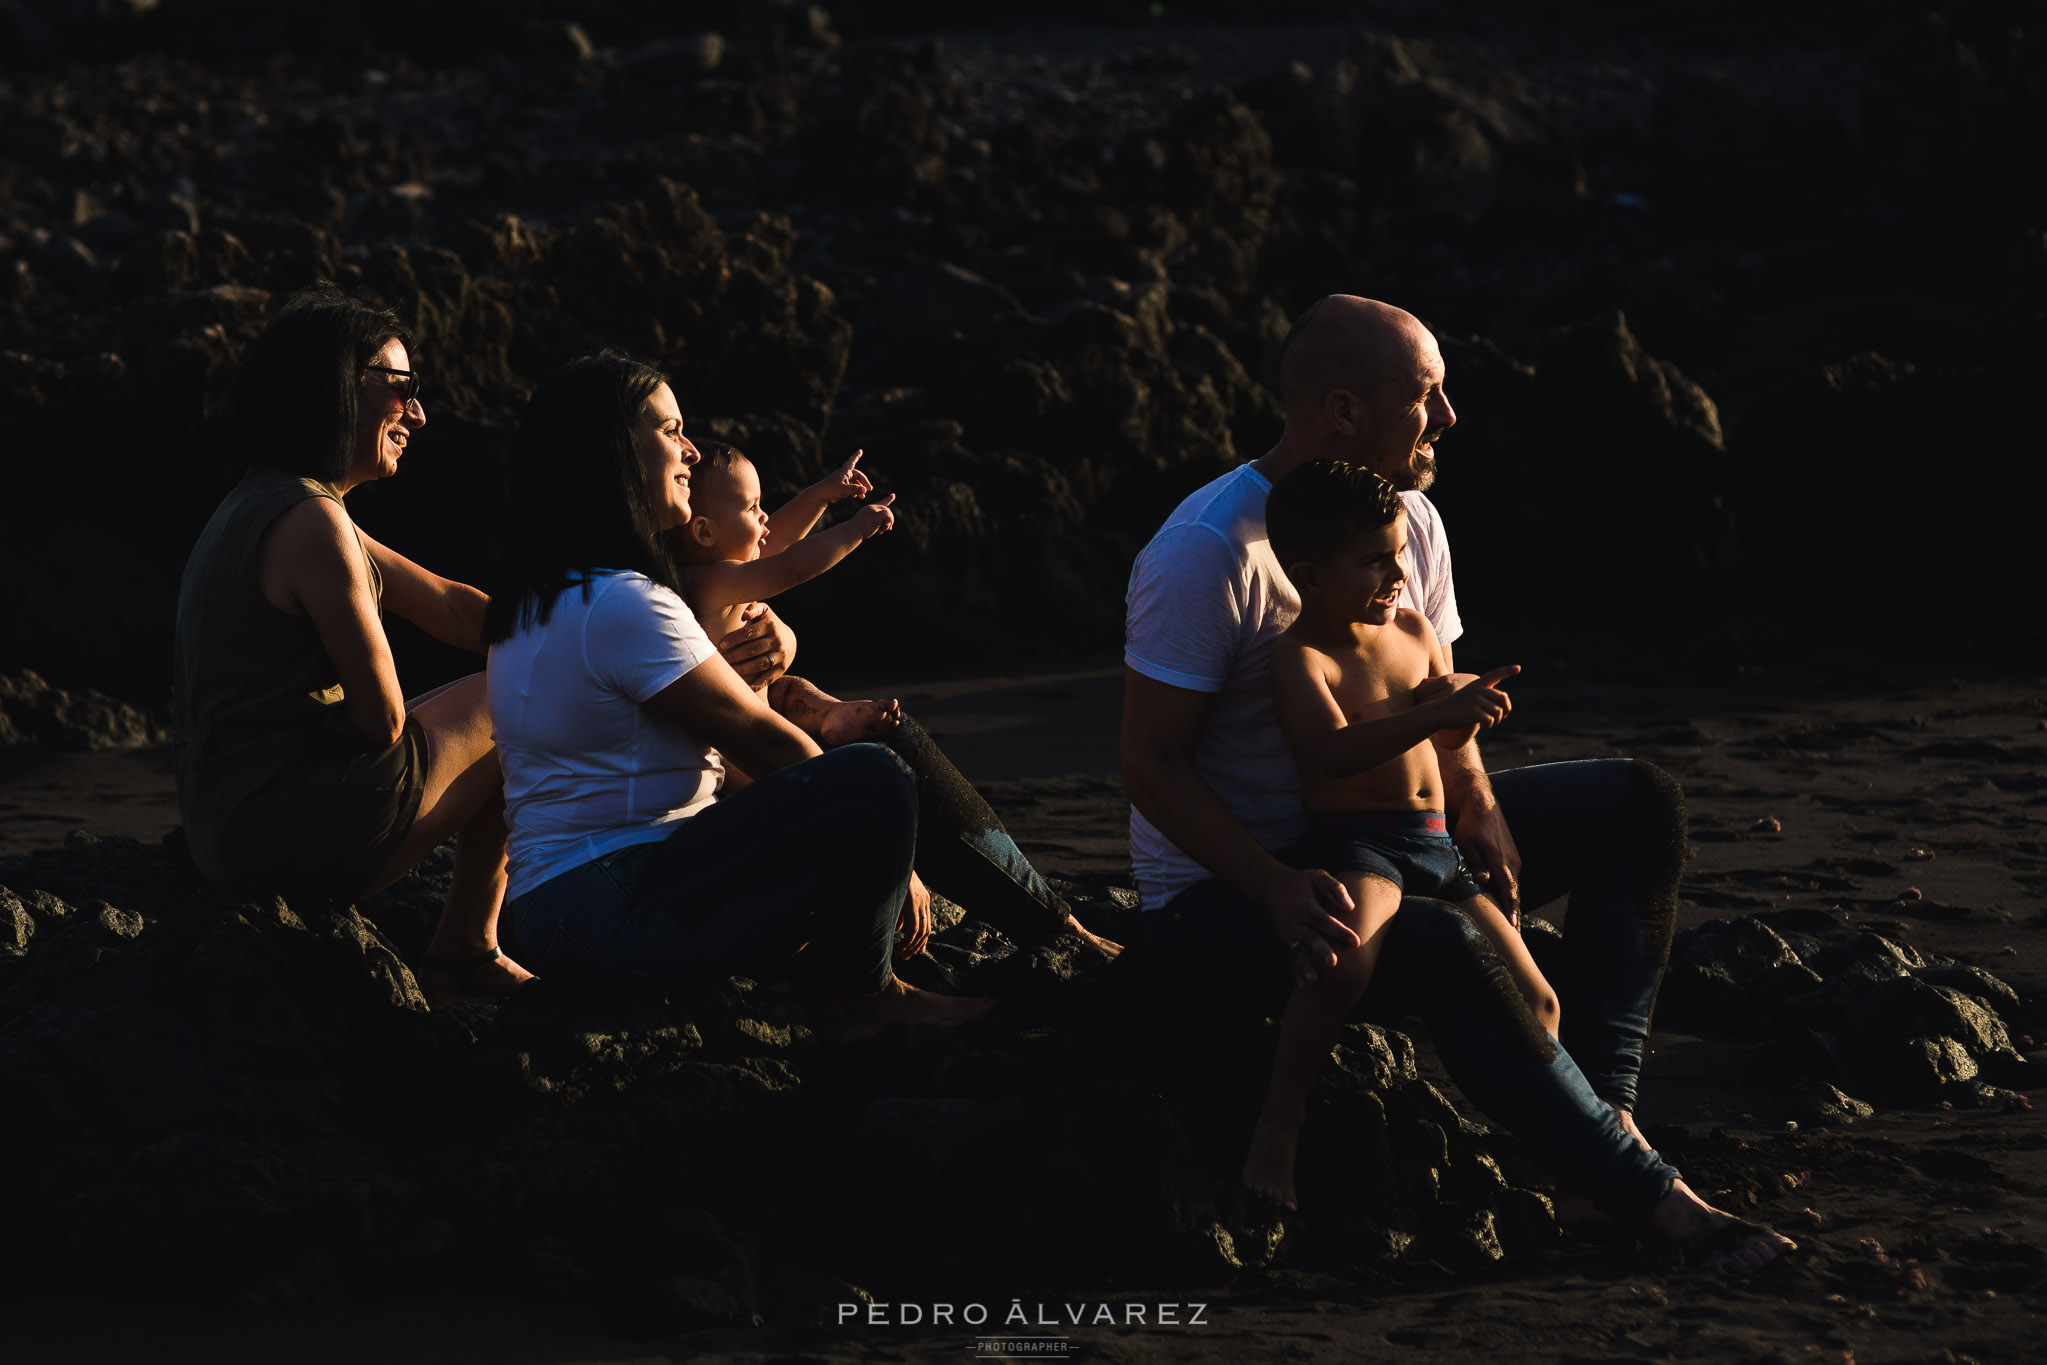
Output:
[0, 669, 166, 750]
[1665, 912, 2036, 1108]
[0, 833, 1560, 1311]
[5, 9, 2043, 686]
[1660, 916, 1822, 1021]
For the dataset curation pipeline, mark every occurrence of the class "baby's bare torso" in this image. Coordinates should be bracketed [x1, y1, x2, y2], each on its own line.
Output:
[1295, 617, 1447, 813]
[688, 589, 752, 647]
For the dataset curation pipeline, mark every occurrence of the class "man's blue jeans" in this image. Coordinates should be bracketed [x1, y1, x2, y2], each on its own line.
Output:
[1491, 758, 1683, 1113]
[1138, 758, 1684, 1225]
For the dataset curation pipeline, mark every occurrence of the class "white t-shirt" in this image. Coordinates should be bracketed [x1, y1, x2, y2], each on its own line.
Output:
[1123, 462, 1461, 909]
[489, 571, 724, 900]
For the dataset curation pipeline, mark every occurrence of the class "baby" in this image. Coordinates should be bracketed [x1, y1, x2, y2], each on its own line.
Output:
[677, 443, 901, 745]
[1245, 458, 1553, 1211]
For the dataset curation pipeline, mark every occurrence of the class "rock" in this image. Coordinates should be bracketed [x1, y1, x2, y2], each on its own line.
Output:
[1798, 930, 1924, 979]
[0, 671, 165, 750]
[1785, 1079, 1876, 1127]
[1880, 1035, 1981, 1091]
[74, 212, 138, 251]
[1912, 964, 2022, 1020]
[1844, 976, 2015, 1059]
[873, 259, 1025, 357]
[1653, 70, 1855, 233]
[1762, 952, 1910, 1034]
[1835, 975, 2026, 1100]
[34, 233, 99, 289]
[142, 193, 201, 236]
[0, 888, 33, 958]
[1660, 917, 1822, 1027]
[1528, 311, 1730, 589]
[629, 32, 725, 76]
[524, 19, 595, 62]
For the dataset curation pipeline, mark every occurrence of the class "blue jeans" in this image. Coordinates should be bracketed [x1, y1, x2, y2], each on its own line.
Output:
[884, 714, 1072, 943]
[1281, 809, 1484, 904]
[1138, 758, 1685, 1225]
[1491, 759, 1683, 1114]
[507, 744, 916, 995]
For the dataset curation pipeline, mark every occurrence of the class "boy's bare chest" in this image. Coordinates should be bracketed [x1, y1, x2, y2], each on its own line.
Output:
[1326, 640, 1431, 722]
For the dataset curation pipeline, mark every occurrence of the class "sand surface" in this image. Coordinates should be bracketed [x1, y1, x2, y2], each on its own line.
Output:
[6, 632, 2046, 1363]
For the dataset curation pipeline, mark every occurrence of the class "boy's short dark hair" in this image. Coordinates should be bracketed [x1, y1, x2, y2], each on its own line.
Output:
[1265, 459, 1405, 571]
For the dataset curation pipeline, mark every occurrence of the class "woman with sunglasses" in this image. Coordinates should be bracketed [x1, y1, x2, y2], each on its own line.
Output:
[171, 282, 526, 1005]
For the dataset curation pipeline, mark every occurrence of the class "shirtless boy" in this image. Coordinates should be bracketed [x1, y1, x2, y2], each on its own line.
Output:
[676, 443, 900, 747]
[1243, 458, 1549, 1210]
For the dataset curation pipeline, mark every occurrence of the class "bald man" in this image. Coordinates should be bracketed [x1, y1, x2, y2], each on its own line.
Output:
[1120, 297, 1787, 1269]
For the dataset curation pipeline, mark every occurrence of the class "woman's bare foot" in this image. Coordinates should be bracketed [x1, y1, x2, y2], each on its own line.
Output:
[418, 946, 533, 1009]
[1063, 914, 1123, 959]
[1240, 1114, 1301, 1210]
[820, 696, 902, 747]
[815, 974, 994, 1043]
[1648, 1178, 1797, 1275]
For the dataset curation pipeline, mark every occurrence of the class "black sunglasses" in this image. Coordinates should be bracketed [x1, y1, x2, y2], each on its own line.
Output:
[363, 364, 422, 405]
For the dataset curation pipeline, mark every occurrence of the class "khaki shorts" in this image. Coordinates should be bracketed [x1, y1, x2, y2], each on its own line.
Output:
[208, 715, 430, 903]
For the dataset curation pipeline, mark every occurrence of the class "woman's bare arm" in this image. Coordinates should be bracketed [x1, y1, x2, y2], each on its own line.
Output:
[643, 651, 821, 777]
[358, 529, 490, 654]
[259, 497, 407, 746]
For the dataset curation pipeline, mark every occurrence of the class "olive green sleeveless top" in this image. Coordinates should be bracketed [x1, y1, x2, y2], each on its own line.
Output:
[172, 468, 422, 894]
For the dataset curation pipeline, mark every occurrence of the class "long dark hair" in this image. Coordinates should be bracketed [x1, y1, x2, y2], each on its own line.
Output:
[229, 281, 411, 485]
[482, 351, 685, 645]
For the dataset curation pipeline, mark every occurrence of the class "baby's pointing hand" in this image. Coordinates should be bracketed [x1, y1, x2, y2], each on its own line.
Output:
[854, 493, 895, 538]
[817, 449, 873, 501]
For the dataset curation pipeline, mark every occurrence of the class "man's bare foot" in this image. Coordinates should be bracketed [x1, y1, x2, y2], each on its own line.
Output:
[1063, 914, 1123, 958]
[815, 974, 994, 1043]
[819, 696, 902, 747]
[1648, 1178, 1797, 1275]
[418, 946, 533, 1009]
[1241, 1114, 1301, 1210]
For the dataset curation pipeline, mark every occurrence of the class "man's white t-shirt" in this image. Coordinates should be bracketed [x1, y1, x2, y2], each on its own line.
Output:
[488, 571, 725, 900]
[1123, 462, 1461, 910]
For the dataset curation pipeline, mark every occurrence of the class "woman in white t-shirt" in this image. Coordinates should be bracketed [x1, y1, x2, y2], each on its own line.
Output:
[482, 353, 990, 1037]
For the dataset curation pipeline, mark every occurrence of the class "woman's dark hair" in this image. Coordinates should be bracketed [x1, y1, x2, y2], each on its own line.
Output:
[1265, 458, 1405, 574]
[482, 351, 682, 645]
[228, 281, 411, 484]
